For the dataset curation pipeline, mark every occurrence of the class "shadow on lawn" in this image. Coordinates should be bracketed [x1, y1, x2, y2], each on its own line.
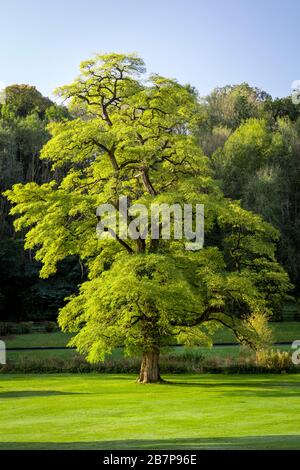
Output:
[0, 435, 300, 450]
[0, 391, 86, 399]
[2, 377, 300, 399]
[164, 379, 300, 394]
[164, 379, 300, 387]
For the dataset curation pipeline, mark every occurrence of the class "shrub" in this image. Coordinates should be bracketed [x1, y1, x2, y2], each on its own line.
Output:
[0, 322, 14, 337]
[14, 322, 33, 334]
[44, 322, 57, 333]
[256, 349, 292, 371]
[0, 321, 34, 336]
[0, 347, 298, 374]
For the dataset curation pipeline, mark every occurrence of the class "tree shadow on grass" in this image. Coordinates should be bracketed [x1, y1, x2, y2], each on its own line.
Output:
[0, 391, 87, 399]
[0, 435, 300, 450]
[163, 379, 300, 387]
[216, 386, 300, 398]
[161, 379, 300, 397]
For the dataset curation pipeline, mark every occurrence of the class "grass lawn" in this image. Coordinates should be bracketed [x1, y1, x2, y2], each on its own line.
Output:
[4, 332, 74, 348]
[212, 321, 300, 343]
[0, 373, 300, 450]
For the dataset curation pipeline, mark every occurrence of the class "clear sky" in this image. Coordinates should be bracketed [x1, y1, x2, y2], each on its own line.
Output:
[0, 0, 299, 101]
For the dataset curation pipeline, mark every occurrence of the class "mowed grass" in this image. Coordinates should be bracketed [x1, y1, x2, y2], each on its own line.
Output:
[0, 374, 300, 450]
[212, 321, 300, 343]
[4, 332, 73, 348]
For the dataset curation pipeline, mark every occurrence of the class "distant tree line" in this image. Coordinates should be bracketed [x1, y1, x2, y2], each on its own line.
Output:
[0, 84, 82, 321]
[195, 83, 300, 295]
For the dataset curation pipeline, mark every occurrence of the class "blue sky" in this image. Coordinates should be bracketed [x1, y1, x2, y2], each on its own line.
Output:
[0, 0, 299, 100]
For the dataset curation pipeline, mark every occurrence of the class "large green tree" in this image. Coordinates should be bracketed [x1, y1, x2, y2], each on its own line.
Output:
[6, 53, 291, 382]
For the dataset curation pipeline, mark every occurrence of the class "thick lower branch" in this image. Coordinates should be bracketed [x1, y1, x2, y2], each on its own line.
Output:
[141, 167, 157, 196]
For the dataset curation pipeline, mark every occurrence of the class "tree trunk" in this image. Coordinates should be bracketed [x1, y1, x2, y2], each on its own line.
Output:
[138, 350, 163, 383]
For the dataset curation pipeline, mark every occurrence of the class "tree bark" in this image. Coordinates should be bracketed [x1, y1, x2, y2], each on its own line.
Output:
[138, 350, 163, 383]
[141, 167, 157, 196]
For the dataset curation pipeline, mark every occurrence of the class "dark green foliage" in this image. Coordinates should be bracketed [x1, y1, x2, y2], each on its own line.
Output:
[44, 321, 58, 333]
[0, 85, 81, 322]
[0, 321, 33, 335]
[264, 96, 300, 122]
[0, 238, 82, 321]
[4, 84, 53, 119]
